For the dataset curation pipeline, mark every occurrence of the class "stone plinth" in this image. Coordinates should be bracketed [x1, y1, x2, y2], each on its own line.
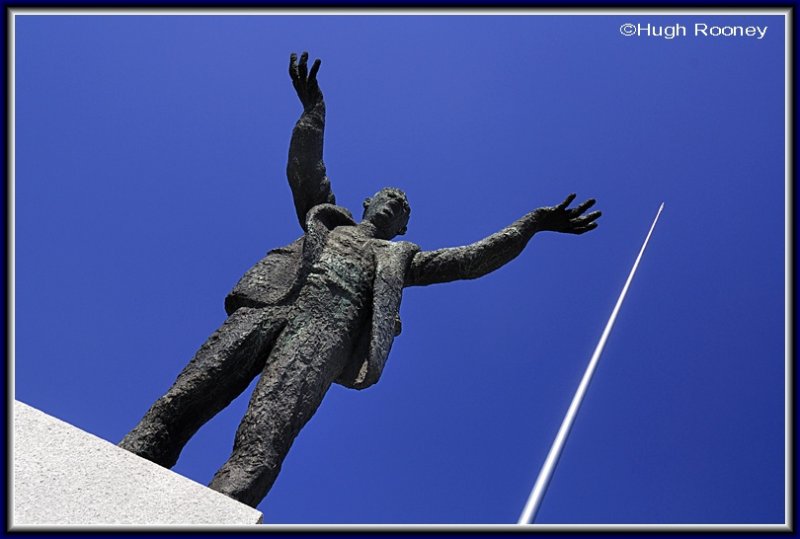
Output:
[12, 400, 263, 527]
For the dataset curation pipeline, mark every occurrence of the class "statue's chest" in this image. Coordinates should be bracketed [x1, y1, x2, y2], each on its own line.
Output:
[310, 228, 376, 295]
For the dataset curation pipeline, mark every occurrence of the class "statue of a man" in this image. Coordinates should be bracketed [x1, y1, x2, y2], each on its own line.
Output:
[119, 52, 601, 508]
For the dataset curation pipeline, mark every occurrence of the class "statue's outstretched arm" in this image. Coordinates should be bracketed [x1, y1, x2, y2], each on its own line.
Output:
[405, 194, 601, 287]
[287, 52, 335, 230]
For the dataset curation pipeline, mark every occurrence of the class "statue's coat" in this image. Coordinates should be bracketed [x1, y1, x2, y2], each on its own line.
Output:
[224, 203, 420, 390]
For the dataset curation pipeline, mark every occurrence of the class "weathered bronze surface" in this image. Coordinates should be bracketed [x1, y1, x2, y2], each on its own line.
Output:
[119, 52, 601, 508]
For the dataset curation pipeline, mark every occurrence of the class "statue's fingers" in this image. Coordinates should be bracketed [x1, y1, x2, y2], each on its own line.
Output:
[557, 193, 577, 211]
[289, 53, 299, 79]
[570, 198, 596, 216]
[571, 223, 598, 235]
[309, 58, 321, 82]
[574, 210, 602, 224]
[298, 52, 309, 81]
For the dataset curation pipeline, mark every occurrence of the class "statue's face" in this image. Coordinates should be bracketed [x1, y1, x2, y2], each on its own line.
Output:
[362, 188, 410, 239]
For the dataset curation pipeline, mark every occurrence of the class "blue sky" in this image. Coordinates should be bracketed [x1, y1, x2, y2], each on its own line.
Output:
[13, 12, 787, 525]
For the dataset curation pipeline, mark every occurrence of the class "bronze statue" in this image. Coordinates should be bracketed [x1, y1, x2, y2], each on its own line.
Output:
[119, 52, 601, 508]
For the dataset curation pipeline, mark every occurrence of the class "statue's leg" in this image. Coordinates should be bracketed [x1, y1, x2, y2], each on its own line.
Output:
[208, 314, 351, 507]
[119, 306, 287, 468]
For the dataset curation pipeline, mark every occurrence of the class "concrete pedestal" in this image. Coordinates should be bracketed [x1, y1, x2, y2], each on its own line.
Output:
[12, 400, 263, 527]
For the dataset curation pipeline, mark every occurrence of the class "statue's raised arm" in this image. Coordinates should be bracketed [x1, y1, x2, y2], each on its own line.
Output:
[287, 52, 336, 230]
[405, 194, 601, 287]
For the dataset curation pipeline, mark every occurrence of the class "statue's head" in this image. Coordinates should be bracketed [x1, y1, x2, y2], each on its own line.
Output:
[362, 187, 410, 240]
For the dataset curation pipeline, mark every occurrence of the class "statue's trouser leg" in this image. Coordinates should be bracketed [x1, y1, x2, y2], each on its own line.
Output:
[119, 306, 287, 468]
[208, 314, 351, 507]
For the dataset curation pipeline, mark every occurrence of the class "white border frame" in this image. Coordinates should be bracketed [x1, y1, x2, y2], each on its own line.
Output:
[7, 7, 792, 532]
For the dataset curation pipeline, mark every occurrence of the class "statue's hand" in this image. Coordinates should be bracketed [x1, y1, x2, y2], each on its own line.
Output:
[534, 194, 601, 235]
[289, 52, 322, 111]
